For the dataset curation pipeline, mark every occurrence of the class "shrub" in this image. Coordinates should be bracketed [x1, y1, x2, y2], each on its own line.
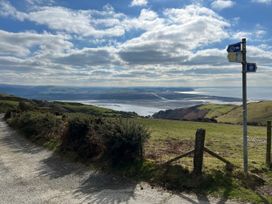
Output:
[0, 101, 17, 113]
[4, 110, 12, 119]
[7, 111, 62, 140]
[18, 101, 37, 112]
[61, 117, 105, 160]
[7, 110, 150, 167]
[61, 116, 150, 165]
[101, 119, 149, 165]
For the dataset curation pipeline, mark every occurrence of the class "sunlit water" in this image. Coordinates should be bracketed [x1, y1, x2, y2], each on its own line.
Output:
[73, 100, 163, 116]
[64, 87, 272, 116]
[194, 87, 272, 101]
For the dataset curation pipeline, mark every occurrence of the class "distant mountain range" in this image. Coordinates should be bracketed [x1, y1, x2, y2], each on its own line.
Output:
[0, 84, 241, 103]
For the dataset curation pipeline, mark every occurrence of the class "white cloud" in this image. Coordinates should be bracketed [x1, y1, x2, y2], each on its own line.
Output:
[0, 2, 128, 38]
[25, 0, 55, 6]
[0, 30, 72, 57]
[232, 28, 267, 41]
[232, 31, 252, 40]
[252, 0, 272, 4]
[247, 46, 272, 65]
[27, 6, 125, 38]
[131, 0, 148, 7]
[0, 29, 123, 85]
[119, 5, 230, 65]
[123, 9, 165, 32]
[211, 0, 235, 10]
[52, 47, 121, 67]
[185, 49, 227, 66]
[0, 0, 27, 20]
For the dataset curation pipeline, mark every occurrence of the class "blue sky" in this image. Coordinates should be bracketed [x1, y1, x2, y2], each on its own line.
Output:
[0, 0, 271, 86]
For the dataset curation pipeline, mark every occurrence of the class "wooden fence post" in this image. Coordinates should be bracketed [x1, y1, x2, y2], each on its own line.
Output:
[266, 121, 271, 166]
[193, 129, 206, 176]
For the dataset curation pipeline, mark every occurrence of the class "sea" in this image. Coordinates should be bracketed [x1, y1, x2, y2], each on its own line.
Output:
[71, 87, 272, 117]
[194, 87, 272, 101]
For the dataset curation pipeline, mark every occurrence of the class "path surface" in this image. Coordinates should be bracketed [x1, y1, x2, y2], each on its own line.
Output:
[0, 114, 240, 204]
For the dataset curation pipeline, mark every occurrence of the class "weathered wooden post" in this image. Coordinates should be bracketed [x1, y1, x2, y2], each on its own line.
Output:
[266, 121, 271, 166]
[193, 129, 206, 176]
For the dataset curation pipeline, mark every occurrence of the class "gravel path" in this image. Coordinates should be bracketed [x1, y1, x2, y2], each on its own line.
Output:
[0, 114, 240, 204]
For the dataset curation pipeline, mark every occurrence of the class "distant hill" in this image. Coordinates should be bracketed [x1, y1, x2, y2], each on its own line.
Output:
[0, 84, 194, 100]
[153, 102, 272, 126]
[0, 93, 137, 118]
[0, 84, 240, 103]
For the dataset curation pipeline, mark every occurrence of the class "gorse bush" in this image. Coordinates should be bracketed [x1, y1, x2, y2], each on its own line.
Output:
[61, 117, 105, 160]
[61, 116, 149, 165]
[6, 110, 150, 166]
[7, 111, 62, 140]
[0, 101, 17, 113]
[102, 119, 149, 164]
[18, 101, 37, 112]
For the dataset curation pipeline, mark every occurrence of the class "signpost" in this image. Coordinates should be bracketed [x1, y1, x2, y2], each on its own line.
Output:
[227, 38, 257, 174]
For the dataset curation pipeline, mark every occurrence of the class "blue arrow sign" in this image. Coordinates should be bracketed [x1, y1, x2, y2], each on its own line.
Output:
[227, 42, 241, 52]
[246, 63, 257, 72]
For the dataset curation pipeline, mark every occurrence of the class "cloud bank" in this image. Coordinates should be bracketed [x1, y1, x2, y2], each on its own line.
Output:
[0, 0, 271, 86]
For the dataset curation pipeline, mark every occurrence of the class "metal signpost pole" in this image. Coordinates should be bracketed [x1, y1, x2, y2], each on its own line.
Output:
[227, 38, 257, 174]
[241, 38, 248, 174]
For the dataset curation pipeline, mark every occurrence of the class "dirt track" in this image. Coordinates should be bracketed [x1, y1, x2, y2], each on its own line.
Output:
[0, 114, 240, 204]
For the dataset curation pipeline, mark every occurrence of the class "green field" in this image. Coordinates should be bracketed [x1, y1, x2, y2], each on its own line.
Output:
[217, 101, 272, 125]
[154, 101, 272, 126]
[198, 104, 236, 119]
[138, 118, 267, 170]
[135, 118, 272, 203]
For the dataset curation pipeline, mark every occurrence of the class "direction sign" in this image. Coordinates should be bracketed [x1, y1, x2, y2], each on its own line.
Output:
[227, 52, 242, 63]
[246, 63, 257, 72]
[227, 42, 241, 52]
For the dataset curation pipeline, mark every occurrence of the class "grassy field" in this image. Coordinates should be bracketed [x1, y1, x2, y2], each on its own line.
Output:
[138, 118, 267, 170]
[154, 101, 272, 126]
[134, 118, 272, 203]
[217, 101, 272, 125]
[198, 104, 236, 119]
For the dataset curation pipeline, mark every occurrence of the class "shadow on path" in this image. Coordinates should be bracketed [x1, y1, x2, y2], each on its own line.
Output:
[0, 121, 44, 155]
[0, 116, 137, 204]
[73, 172, 136, 204]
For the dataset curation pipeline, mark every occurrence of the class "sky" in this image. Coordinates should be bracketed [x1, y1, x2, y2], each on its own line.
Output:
[0, 0, 271, 87]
